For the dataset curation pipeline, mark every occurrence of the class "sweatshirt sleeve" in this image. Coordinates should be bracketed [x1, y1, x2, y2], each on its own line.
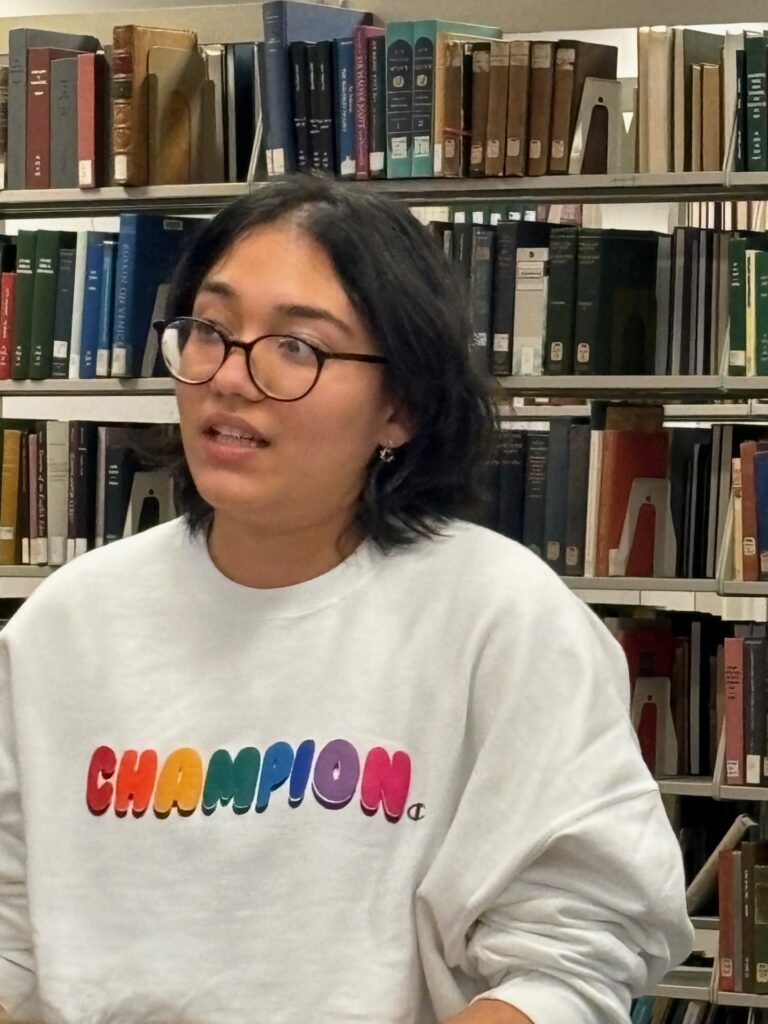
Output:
[0, 640, 36, 1012]
[414, 567, 694, 1024]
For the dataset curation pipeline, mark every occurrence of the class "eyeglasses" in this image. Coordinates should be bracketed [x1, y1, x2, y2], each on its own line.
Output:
[153, 317, 388, 402]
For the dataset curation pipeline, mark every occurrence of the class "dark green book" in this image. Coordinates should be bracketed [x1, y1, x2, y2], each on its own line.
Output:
[742, 840, 768, 992]
[29, 230, 76, 380]
[50, 246, 77, 379]
[543, 418, 571, 574]
[544, 225, 578, 375]
[756, 250, 768, 376]
[572, 229, 602, 374]
[755, 863, 768, 994]
[746, 34, 767, 172]
[467, 224, 495, 377]
[491, 222, 519, 376]
[563, 423, 591, 577]
[11, 231, 39, 381]
[522, 432, 548, 558]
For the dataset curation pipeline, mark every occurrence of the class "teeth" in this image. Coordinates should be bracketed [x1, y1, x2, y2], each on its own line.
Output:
[212, 424, 258, 440]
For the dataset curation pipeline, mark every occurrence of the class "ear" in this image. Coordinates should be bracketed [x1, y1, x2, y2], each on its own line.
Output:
[378, 393, 416, 449]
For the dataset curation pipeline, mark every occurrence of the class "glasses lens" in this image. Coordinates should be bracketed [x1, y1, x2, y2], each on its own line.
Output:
[252, 336, 320, 400]
[161, 318, 225, 383]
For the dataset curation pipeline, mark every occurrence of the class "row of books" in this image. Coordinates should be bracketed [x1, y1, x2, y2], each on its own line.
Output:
[0, 25, 267, 190]
[433, 218, 745, 380]
[482, 415, 748, 582]
[0, 421, 173, 567]
[0, 215, 200, 382]
[633, 1001, 765, 1023]
[640, 27, 768, 175]
[719, 839, 768, 994]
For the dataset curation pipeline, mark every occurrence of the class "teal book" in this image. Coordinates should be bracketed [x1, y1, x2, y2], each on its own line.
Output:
[385, 22, 414, 178]
[411, 19, 500, 177]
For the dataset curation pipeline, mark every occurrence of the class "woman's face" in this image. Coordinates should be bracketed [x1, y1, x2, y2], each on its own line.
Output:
[176, 219, 411, 534]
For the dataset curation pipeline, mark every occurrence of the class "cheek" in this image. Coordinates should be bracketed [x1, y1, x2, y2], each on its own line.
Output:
[288, 383, 384, 464]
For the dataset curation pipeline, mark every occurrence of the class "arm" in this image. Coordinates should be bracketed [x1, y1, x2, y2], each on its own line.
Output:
[446, 1001, 533, 1024]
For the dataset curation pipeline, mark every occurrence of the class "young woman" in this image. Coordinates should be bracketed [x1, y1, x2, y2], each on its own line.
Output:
[0, 176, 692, 1024]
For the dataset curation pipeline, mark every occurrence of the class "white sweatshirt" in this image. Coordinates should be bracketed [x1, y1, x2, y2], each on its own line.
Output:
[0, 517, 693, 1024]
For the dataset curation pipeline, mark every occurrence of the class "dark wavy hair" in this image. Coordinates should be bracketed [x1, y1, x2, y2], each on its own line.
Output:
[165, 174, 497, 551]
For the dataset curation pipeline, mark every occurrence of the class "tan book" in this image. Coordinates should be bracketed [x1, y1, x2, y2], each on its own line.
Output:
[441, 40, 469, 177]
[645, 26, 674, 173]
[200, 44, 226, 184]
[433, 31, 494, 176]
[112, 24, 198, 186]
[505, 40, 531, 176]
[469, 42, 491, 176]
[691, 63, 702, 172]
[147, 45, 207, 185]
[701, 62, 722, 172]
[527, 40, 556, 176]
[484, 40, 509, 176]
[636, 27, 650, 172]
[0, 429, 22, 565]
[549, 39, 618, 174]
[673, 26, 724, 172]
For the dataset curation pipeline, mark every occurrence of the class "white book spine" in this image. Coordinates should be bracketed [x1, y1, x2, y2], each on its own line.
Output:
[68, 231, 88, 379]
[583, 430, 604, 579]
[45, 421, 69, 567]
[511, 247, 549, 376]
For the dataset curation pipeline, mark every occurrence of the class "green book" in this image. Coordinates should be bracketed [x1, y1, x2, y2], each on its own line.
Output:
[756, 250, 768, 376]
[29, 230, 76, 380]
[730, 234, 768, 376]
[544, 226, 578, 375]
[572, 229, 603, 374]
[746, 34, 767, 171]
[385, 22, 414, 179]
[755, 863, 768, 994]
[11, 230, 39, 381]
[411, 19, 500, 178]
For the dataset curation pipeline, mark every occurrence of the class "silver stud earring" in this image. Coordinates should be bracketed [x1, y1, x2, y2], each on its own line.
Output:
[379, 441, 396, 463]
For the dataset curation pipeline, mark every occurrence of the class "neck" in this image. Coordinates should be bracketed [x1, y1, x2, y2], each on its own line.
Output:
[207, 510, 363, 589]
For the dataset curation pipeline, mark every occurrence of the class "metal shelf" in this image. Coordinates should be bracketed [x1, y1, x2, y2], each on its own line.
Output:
[0, 182, 249, 217]
[654, 966, 712, 1001]
[496, 375, 768, 400]
[717, 992, 768, 1008]
[658, 777, 716, 797]
[0, 378, 175, 395]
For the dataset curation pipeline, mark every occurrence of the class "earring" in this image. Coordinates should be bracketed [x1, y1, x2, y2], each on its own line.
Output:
[379, 440, 396, 463]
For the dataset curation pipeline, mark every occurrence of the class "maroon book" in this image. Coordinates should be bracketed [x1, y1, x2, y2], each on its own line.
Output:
[353, 25, 383, 180]
[27, 46, 80, 188]
[77, 51, 108, 188]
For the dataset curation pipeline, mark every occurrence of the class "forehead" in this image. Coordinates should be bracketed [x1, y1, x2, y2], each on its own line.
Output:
[207, 221, 341, 291]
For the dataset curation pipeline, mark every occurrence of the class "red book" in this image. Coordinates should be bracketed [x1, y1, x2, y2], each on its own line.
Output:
[27, 46, 80, 188]
[725, 637, 746, 786]
[615, 622, 676, 690]
[353, 25, 383, 180]
[0, 271, 16, 380]
[719, 848, 736, 992]
[595, 430, 669, 577]
[741, 441, 760, 583]
[77, 52, 107, 189]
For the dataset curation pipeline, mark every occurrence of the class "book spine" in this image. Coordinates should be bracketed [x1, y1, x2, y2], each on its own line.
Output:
[564, 423, 591, 576]
[76, 423, 96, 555]
[583, 429, 603, 578]
[332, 38, 355, 179]
[469, 44, 491, 178]
[288, 42, 311, 171]
[110, 217, 138, 377]
[745, 639, 766, 785]
[522, 432, 549, 557]
[573, 231, 604, 374]
[729, 237, 747, 376]
[29, 232, 61, 380]
[755, 863, 768, 993]
[368, 35, 386, 178]
[0, 272, 15, 380]
[95, 239, 116, 377]
[544, 226, 578, 375]
[51, 247, 76, 379]
[755, 450, 768, 581]
[527, 42, 555, 176]
[45, 419, 69, 566]
[719, 849, 736, 992]
[66, 419, 78, 562]
[440, 42, 464, 177]
[262, 2, 295, 175]
[385, 22, 414, 178]
[736, 48, 747, 173]
[724, 636, 745, 786]
[484, 41, 510, 178]
[741, 441, 760, 582]
[497, 429, 526, 540]
[491, 223, 518, 376]
[746, 36, 768, 173]
[549, 43, 576, 174]
[105, 445, 134, 544]
[308, 42, 335, 176]
[747, 249, 758, 377]
[31, 425, 47, 565]
[11, 232, 37, 381]
[505, 41, 531, 176]
[77, 53, 98, 188]
[67, 232, 88, 379]
[79, 236, 104, 379]
[411, 22, 435, 178]
[734, 456, 745, 582]
[756, 251, 768, 374]
[468, 226, 495, 377]
[26, 49, 51, 189]
[27, 432, 37, 565]
[354, 28, 371, 180]
[0, 66, 7, 190]
[112, 25, 136, 184]
[0, 430, 21, 564]
[7, 30, 28, 190]
[50, 57, 77, 188]
[543, 418, 571, 575]
[511, 246, 549, 375]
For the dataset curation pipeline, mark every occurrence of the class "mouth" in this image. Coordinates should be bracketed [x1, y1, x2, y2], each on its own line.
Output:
[202, 418, 271, 450]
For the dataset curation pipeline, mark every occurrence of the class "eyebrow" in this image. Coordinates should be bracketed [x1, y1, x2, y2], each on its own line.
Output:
[197, 280, 353, 336]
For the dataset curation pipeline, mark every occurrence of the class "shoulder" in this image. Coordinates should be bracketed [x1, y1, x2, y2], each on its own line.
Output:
[4, 518, 191, 636]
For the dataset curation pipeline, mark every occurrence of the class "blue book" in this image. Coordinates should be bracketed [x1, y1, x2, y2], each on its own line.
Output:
[332, 37, 355, 179]
[261, 0, 373, 176]
[95, 238, 117, 378]
[110, 214, 202, 378]
[78, 231, 109, 379]
[755, 449, 768, 581]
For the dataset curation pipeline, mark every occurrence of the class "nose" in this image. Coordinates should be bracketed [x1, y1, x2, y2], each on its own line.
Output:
[209, 344, 266, 401]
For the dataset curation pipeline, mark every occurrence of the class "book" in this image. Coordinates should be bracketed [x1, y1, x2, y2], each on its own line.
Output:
[308, 41, 335, 175]
[65, 231, 88, 380]
[0, 245, 16, 381]
[95, 238, 117, 378]
[745, 636, 767, 785]
[50, 56, 79, 188]
[200, 44, 226, 183]
[367, 34, 386, 177]
[105, 441, 138, 545]
[0, 428, 23, 564]
[27, 47, 80, 189]
[353, 26, 383, 180]
[224, 42, 257, 184]
[743, 840, 768, 991]
[640, 26, 674, 173]
[10, 231, 37, 381]
[70, 422, 97, 559]
[687, 813, 756, 915]
[31, 424, 47, 565]
[332, 38, 356, 178]
[505, 41, 531, 176]
[673, 28, 724, 172]
[78, 232, 110, 380]
[110, 214, 201, 379]
[147, 45, 207, 186]
[6, 28, 100, 190]
[543, 419, 571, 575]
[549, 41, 618, 175]
[261, 1, 372, 176]
[746, 34, 768, 173]
[385, 22, 414, 178]
[564, 423, 591, 576]
[496, 429, 526, 541]
[720, 848, 736, 992]
[522, 432, 549, 558]
[46, 419, 69, 566]
[511, 245, 549, 375]
[484, 40, 510, 177]
[468, 43, 491, 177]
[289, 41, 312, 171]
[50, 246, 77, 380]
[29, 231, 76, 380]
[543, 226, 578, 375]
[725, 636, 746, 786]
[19, 431, 29, 566]
[490, 222, 518, 376]
[440, 40, 471, 177]
[111, 24, 198, 186]
[77, 51, 109, 188]
[467, 225, 495, 376]
[527, 42, 556, 176]
[701, 63, 723, 172]
[755, 863, 768, 994]
[755, 449, 768, 580]
[0, 66, 7, 189]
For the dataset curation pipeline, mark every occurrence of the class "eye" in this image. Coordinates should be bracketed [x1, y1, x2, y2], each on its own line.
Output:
[274, 335, 319, 366]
